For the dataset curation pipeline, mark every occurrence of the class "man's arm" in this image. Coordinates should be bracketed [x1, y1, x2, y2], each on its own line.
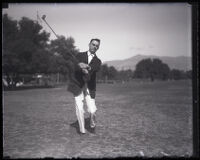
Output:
[89, 58, 102, 73]
[72, 53, 85, 72]
[78, 59, 101, 82]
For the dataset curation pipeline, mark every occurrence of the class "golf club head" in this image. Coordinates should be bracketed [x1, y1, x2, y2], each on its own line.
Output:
[42, 15, 46, 20]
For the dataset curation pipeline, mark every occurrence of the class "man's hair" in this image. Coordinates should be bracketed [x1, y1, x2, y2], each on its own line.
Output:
[90, 38, 101, 44]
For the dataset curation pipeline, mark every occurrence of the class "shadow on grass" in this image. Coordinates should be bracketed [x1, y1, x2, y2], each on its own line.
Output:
[70, 117, 95, 134]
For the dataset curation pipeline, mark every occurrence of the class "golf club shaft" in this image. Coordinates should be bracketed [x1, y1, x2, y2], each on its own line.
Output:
[43, 19, 59, 39]
[41, 16, 78, 61]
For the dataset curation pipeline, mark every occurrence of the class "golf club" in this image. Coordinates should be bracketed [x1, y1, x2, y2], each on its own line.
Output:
[42, 15, 59, 39]
[41, 14, 77, 60]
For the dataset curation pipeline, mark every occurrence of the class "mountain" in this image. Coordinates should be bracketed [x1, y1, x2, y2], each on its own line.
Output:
[103, 54, 192, 71]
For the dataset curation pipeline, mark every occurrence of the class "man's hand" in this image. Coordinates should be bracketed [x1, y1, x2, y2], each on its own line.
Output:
[82, 68, 89, 74]
[78, 63, 91, 74]
[78, 63, 91, 70]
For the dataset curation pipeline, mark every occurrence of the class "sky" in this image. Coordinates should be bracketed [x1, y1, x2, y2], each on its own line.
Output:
[2, 3, 192, 62]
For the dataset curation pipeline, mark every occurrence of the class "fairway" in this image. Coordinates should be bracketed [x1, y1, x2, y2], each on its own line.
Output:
[3, 80, 192, 158]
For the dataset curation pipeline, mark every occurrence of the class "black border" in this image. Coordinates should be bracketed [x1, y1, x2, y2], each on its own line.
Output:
[192, 2, 199, 158]
[1, 0, 199, 159]
[1, 0, 199, 4]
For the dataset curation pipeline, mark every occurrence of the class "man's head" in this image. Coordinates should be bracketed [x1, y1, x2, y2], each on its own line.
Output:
[89, 38, 100, 54]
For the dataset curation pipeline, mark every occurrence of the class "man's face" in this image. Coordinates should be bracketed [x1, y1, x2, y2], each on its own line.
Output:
[89, 40, 100, 54]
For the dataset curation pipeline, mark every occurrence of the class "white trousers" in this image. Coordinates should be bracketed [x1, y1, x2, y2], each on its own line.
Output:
[74, 88, 97, 133]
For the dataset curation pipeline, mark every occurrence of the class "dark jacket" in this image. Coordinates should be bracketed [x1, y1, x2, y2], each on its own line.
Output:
[67, 52, 102, 98]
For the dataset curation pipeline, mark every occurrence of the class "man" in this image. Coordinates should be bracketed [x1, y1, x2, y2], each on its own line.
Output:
[68, 38, 102, 134]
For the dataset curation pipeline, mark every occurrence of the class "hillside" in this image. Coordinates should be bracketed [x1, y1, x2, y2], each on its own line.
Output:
[104, 54, 192, 71]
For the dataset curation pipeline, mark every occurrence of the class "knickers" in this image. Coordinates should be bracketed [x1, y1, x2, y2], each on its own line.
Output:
[74, 88, 97, 133]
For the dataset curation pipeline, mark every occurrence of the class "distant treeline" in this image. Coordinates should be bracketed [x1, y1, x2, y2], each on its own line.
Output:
[2, 14, 191, 88]
[97, 61, 191, 83]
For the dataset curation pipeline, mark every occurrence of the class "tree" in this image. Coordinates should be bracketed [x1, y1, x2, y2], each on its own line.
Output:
[134, 58, 170, 81]
[2, 14, 20, 85]
[2, 14, 51, 86]
[151, 59, 170, 80]
[186, 70, 192, 79]
[98, 64, 109, 82]
[134, 58, 152, 79]
[108, 66, 118, 80]
[16, 17, 50, 73]
[160, 63, 170, 80]
[169, 69, 187, 80]
[49, 36, 78, 60]
[48, 36, 79, 83]
[117, 69, 134, 81]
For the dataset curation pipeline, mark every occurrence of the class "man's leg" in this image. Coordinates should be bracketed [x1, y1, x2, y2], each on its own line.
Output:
[74, 92, 86, 133]
[85, 89, 97, 128]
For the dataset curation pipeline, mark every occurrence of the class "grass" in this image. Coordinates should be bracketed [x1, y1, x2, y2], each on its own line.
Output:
[3, 80, 193, 158]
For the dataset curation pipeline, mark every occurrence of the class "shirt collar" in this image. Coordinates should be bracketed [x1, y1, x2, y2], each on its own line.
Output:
[87, 51, 95, 57]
